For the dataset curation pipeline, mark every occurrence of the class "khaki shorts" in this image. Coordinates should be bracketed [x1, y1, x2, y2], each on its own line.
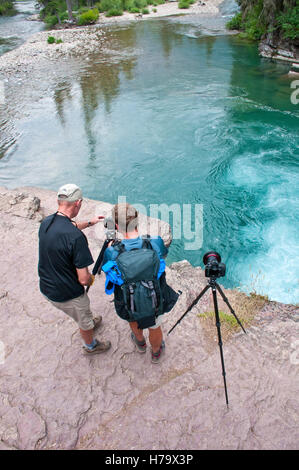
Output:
[48, 292, 94, 331]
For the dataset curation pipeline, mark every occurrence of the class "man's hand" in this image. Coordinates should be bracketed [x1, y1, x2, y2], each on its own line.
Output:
[76, 216, 105, 231]
[89, 216, 105, 226]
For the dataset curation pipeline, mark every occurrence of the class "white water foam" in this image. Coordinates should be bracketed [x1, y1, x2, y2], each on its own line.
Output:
[228, 150, 299, 304]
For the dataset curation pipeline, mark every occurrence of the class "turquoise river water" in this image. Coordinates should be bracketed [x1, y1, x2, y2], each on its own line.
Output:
[0, 1, 298, 303]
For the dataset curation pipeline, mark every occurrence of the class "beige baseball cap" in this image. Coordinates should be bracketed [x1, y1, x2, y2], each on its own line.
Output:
[57, 184, 83, 202]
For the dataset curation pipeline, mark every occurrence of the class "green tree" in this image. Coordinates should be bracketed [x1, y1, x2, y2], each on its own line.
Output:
[0, 0, 16, 16]
[38, 0, 74, 24]
[227, 0, 298, 42]
[276, 3, 299, 39]
[65, 0, 74, 21]
[39, 0, 62, 25]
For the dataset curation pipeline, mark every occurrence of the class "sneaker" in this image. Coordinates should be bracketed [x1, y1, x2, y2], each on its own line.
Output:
[92, 316, 102, 333]
[83, 339, 111, 355]
[130, 332, 147, 354]
[151, 340, 165, 364]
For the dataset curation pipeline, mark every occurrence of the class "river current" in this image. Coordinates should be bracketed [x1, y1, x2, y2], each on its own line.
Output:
[0, 1, 298, 304]
[0, 1, 43, 55]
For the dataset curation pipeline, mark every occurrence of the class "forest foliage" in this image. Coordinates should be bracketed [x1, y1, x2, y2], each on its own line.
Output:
[0, 0, 16, 15]
[37, 0, 191, 26]
[227, 0, 299, 42]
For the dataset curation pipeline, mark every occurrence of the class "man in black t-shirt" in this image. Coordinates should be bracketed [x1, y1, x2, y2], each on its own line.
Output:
[38, 184, 111, 355]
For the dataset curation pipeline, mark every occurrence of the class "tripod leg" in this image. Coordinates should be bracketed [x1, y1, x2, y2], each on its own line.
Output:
[167, 284, 210, 335]
[212, 285, 229, 407]
[86, 239, 110, 293]
[215, 283, 247, 334]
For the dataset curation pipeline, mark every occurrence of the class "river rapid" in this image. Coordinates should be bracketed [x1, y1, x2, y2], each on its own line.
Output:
[0, 1, 298, 304]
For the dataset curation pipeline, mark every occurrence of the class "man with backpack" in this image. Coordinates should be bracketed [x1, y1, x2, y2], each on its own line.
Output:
[102, 202, 178, 364]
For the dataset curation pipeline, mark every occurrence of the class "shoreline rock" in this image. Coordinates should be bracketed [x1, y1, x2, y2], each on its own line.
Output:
[259, 39, 299, 64]
[0, 186, 172, 246]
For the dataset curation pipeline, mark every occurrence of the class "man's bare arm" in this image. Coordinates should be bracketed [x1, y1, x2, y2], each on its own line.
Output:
[76, 216, 105, 231]
[76, 267, 94, 286]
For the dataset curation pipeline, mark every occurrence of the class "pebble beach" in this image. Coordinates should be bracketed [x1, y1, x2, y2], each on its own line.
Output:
[0, 0, 224, 75]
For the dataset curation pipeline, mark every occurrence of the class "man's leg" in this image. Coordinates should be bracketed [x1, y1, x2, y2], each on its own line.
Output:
[48, 293, 111, 354]
[148, 326, 163, 353]
[71, 294, 111, 353]
[80, 326, 111, 354]
[129, 321, 145, 342]
[80, 328, 94, 345]
[129, 321, 147, 352]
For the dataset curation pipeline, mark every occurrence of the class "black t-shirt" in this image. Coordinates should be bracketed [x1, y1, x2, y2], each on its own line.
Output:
[38, 213, 94, 302]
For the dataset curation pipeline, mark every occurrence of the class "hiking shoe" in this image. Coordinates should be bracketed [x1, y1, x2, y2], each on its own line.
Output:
[151, 340, 165, 364]
[92, 316, 102, 332]
[130, 332, 147, 354]
[83, 339, 111, 355]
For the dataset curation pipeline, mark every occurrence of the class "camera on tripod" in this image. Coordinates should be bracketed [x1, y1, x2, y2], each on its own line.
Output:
[104, 217, 117, 240]
[168, 250, 246, 407]
[86, 217, 117, 294]
[203, 251, 226, 279]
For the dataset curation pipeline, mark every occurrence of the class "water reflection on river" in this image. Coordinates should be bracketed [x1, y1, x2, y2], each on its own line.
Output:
[0, 7, 298, 304]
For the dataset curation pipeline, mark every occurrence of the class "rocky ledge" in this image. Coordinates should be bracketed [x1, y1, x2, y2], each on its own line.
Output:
[259, 36, 299, 64]
[0, 187, 298, 450]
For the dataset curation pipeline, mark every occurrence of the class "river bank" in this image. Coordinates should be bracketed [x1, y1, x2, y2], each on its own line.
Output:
[0, 0, 224, 75]
[0, 186, 298, 449]
[29, 0, 223, 25]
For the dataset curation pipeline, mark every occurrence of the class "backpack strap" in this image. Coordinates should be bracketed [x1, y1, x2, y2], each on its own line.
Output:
[141, 235, 153, 250]
[141, 280, 158, 311]
[128, 284, 135, 313]
[113, 240, 126, 257]
[115, 236, 153, 253]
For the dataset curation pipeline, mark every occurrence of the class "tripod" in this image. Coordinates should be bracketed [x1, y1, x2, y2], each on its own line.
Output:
[86, 217, 118, 293]
[86, 239, 111, 293]
[167, 276, 247, 407]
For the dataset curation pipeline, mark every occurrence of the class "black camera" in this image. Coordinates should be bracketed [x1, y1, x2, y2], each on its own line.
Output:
[104, 217, 117, 240]
[203, 251, 226, 278]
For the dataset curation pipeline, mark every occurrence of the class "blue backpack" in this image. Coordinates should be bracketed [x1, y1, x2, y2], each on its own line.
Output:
[102, 237, 168, 329]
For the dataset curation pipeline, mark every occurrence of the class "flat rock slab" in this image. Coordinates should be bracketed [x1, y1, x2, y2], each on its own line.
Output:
[0, 187, 298, 450]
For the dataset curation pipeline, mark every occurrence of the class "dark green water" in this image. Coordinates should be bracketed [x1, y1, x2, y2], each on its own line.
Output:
[0, 7, 298, 303]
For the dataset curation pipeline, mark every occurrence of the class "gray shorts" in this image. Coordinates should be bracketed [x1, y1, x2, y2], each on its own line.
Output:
[149, 314, 164, 330]
[48, 292, 94, 331]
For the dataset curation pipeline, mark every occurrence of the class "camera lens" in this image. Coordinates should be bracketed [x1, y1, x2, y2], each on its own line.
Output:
[203, 251, 226, 278]
[203, 251, 221, 265]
